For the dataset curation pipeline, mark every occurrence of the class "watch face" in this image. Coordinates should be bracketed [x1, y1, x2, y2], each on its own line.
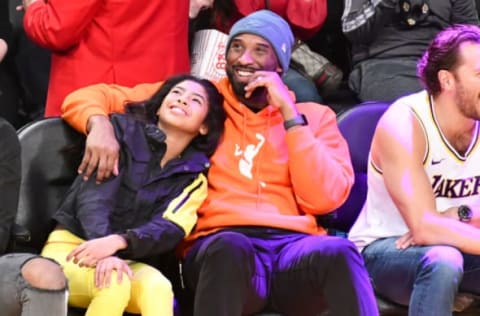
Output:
[458, 205, 472, 222]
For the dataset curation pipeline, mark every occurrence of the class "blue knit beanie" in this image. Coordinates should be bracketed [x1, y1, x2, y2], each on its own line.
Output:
[227, 10, 294, 74]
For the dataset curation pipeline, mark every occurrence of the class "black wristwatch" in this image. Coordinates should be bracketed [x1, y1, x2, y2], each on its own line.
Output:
[284, 114, 308, 131]
[458, 205, 473, 223]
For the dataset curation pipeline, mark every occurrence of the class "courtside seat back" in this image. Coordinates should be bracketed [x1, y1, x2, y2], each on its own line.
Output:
[329, 102, 390, 233]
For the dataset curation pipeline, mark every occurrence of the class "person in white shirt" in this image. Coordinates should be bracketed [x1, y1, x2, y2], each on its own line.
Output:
[349, 24, 480, 316]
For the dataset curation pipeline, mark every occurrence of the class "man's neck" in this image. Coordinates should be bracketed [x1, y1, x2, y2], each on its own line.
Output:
[432, 94, 477, 155]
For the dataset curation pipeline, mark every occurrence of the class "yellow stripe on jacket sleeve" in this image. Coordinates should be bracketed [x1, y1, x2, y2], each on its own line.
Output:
[162, 173, 207, 236]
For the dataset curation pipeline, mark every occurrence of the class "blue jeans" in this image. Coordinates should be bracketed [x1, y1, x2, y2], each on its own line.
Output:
[363, 237, 480, 316]
[349, 58, 423, 103]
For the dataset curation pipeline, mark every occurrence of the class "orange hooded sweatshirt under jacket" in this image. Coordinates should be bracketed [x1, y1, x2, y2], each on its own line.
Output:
[62, 77, 354, 253]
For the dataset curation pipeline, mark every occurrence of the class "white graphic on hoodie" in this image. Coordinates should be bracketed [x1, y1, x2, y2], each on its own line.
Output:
[234, 133, 265, 179]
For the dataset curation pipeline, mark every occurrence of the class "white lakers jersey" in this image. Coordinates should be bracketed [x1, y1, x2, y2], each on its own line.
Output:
[349, 90, 480, 251]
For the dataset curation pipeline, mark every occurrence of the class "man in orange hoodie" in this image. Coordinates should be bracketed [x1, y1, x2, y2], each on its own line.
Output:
[61, 10, 378, 316]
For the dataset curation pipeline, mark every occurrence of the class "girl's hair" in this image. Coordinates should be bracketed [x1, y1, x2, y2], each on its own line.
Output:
[417, 24, 480, 96]
[124, 74, 225, 156]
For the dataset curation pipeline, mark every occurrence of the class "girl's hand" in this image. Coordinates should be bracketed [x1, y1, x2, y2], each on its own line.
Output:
[67, 234, 127, 267]
[95, 256, 133, 288]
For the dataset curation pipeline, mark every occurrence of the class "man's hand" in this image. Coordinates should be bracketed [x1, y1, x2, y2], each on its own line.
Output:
[0, 39, 7, 63]
[396, 231, 416, 249]
[244, 71, 299, 120]
[81, 115, 119, 183]
[17, 0, 41, 11]
[67, 234, 127, 267]
[94, 256, 133, 288]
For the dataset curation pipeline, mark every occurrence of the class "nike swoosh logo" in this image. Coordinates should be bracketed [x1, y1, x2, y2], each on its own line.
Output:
[432, 158, 445, 165]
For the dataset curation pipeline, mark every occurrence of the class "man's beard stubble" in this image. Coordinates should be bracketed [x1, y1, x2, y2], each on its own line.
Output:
[226, 69, 268, 112]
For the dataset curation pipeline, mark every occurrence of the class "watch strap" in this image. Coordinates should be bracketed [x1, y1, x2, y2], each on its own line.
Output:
[283, 114, 308, 130]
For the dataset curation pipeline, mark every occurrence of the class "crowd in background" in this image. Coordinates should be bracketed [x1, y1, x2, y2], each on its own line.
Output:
[1, 1, 479, 129]
[2, 0, 349, 128]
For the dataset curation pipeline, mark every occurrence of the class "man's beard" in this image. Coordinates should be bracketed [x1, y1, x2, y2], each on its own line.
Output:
[455, 80, 480, 120]
[227, 69, 268, 112]
[228, 71, 248, 99]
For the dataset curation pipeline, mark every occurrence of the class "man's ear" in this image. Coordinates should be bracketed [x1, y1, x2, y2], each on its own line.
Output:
[199, 124, 208, 136]
[438, 69, 453, 90]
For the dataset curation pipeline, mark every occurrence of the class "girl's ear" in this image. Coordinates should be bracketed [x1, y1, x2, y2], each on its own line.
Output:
[199, 124, 208, 135]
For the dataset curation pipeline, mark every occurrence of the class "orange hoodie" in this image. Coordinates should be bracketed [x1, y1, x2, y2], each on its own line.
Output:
[62, 77, 354, 252]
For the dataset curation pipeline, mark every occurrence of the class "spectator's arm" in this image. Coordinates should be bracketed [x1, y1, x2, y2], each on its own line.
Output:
[119, 174, 207, 259]
[235, 0, 327, 40]
[374, 102, 480, 254]
[62, 82, 162, 134]
[342, 0, 398, 44]
[0, 39, 7, 63]
[61, 82, 161, 182]
[451, 0, 480, 25]
[287, 107, 354, 215]
[23, 0, 103, 50]
[286, 0, 328, 40]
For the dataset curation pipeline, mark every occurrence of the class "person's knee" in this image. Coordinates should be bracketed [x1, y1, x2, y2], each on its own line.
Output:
[306, 236, 364, 269]
[201, 231, 253, 262]
[21, 257, 67, 290]
[96, 270, 132, 306]
[190, 231, 256, 282]
[142, 273, 173, 296]
[313, 236, 358, 258]
[421, 246, 463, 281]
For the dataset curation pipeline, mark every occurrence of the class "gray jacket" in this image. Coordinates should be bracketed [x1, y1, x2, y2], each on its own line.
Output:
[342, 0, 479, 64]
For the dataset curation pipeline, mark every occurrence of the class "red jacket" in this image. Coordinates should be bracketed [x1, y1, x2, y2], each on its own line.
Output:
[216, 0, 328, 40]
[23, 0, 190, 117]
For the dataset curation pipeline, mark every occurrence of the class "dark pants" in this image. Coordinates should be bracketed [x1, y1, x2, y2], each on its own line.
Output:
[0, 65, 21, 128]
[349, 58, 423, 103]
[183, 228, 378, 316]
[0, 117, 21, 253]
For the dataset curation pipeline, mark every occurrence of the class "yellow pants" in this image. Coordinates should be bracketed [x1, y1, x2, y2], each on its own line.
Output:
[41, 230, 174, 316]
